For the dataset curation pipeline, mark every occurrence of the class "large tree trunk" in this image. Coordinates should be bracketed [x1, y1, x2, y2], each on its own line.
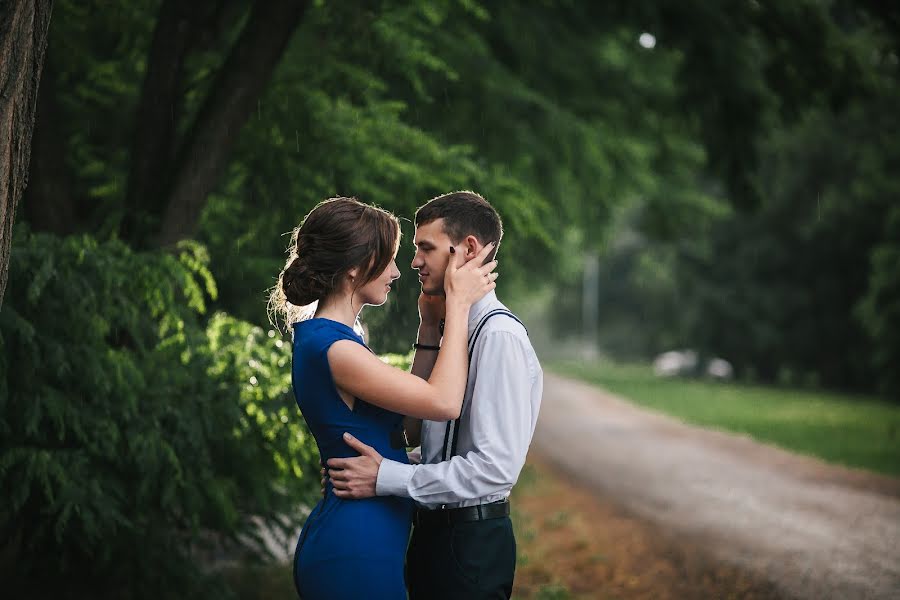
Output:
[0, 0, 53, 308]
[157, 0, 307, 248]
[123, 0, 217, 248]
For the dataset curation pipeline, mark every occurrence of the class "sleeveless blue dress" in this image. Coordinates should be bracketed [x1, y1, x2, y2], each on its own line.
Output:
[291, 318, 413, 599]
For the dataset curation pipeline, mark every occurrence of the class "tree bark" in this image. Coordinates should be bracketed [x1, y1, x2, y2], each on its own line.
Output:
[157, 0, 307, 248]
[0, 0, 53, 308]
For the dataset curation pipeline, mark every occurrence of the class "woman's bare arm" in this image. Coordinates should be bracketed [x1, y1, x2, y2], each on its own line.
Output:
[329, 244, 496, 421]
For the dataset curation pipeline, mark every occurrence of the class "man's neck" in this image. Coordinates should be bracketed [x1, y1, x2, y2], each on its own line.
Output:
[468, 291, 499, 329]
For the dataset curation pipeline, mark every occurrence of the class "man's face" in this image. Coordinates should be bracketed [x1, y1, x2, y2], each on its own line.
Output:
[411, 219, 454, 296]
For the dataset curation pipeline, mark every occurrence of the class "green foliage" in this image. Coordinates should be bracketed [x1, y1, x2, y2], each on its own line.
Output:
[199, 2, 560, 349]
[673, 88, 899, 393]
[378, 351, 414, 371]
[858, 203, 900, 399]
[47, 0, 159, 231]
[6, 5, 899, 597]
[0, 229, 316, 598]
[570, 17, 900, 399]
[36, 0, 895, 380]
[205, 312, 321, 508]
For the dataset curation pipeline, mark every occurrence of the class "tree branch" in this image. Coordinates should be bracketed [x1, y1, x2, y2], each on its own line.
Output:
[157, 0, 308, 248]
[123, 0, 217, 248]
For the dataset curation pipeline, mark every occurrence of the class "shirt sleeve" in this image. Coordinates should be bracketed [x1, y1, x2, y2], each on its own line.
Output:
[375, 330, 535, 504]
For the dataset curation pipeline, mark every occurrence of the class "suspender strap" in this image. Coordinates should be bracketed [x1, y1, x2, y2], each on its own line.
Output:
[440, 309, 525, 462]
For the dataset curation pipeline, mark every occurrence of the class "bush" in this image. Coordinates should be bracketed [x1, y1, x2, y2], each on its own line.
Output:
[858, 204, 900, 401]
[0, 230, 317, 598]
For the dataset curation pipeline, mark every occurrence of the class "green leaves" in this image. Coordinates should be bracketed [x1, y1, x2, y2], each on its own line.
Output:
[858, 204, 900, 399]
[0, 229, 316, 597]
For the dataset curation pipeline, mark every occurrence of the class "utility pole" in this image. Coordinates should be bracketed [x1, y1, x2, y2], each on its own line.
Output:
[582, 251, 599, 359]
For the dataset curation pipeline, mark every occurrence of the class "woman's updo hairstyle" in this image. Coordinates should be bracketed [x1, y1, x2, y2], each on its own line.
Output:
[269, 197, 401, 329]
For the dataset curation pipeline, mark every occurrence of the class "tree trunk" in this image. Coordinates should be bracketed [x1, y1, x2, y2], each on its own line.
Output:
[123, 0, 216, 247]
[23, 59, 76, 235]
[0, 0, 53, 308]
[157, 0, 307, 248]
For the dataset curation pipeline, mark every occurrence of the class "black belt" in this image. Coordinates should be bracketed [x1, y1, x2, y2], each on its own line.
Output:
[414, 499, 510, 527]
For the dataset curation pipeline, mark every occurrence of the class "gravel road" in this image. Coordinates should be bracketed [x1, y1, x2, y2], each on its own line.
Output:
[533, 373, 900, 600]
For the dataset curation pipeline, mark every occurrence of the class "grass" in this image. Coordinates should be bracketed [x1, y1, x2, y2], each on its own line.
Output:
[551, 360, 900, 478]
[510, 464, 587, 599]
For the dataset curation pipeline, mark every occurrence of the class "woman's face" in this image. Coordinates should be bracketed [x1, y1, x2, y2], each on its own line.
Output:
[356, 258, 401, 307]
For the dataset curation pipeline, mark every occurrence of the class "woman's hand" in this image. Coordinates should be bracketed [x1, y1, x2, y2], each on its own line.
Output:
[444, 243, 498, 308]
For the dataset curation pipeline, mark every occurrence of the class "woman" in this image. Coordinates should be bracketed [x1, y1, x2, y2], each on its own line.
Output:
[269, 197, 498, 599]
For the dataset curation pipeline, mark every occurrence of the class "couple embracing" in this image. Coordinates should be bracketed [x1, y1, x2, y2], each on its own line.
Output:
[270, 191, 543, 599]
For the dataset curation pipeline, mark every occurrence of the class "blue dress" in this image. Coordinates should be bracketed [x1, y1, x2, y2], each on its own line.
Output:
[291, 318, 413, 599]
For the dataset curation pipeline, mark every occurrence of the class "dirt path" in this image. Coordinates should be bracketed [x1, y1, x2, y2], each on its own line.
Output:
[533, 373, 900, 600]
[512, 456, 785, 599]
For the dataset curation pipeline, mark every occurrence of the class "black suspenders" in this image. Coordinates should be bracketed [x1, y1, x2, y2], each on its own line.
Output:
[439, 309, 525, 462]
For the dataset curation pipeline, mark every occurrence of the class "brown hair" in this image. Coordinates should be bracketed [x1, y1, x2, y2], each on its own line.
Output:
[269, 197, 400, 328]
[415, 190, 503, 261]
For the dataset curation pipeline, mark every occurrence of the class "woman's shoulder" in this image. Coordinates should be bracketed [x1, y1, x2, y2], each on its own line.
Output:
[293, 318, 364, 354]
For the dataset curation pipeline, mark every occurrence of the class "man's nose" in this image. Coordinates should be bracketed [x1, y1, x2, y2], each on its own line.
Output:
[411, 254, 422, 269]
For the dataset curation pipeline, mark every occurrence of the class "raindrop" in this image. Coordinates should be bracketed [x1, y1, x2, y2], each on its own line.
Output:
[639, 32, 656, 49]
[250, 376, 259, 386]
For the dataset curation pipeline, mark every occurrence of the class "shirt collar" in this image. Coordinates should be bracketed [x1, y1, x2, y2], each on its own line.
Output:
[467, 291, 499, 332]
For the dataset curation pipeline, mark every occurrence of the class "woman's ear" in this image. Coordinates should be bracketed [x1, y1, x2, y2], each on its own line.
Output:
[347, 267, 360, 283]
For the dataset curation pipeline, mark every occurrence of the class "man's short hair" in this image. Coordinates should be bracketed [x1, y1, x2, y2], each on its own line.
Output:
[415, 191, 503, 259]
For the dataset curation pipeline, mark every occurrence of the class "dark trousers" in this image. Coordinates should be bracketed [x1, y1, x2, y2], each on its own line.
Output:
[405, 515, 516, 600]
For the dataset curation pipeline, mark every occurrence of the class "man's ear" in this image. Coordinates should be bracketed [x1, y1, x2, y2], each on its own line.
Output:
[462, 235, 481, 261]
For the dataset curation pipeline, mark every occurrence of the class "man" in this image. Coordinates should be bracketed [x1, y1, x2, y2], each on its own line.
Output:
[326, 191, 543, 599]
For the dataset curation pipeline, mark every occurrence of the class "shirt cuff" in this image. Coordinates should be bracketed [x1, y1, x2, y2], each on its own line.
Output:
[376, 459, 416, 497]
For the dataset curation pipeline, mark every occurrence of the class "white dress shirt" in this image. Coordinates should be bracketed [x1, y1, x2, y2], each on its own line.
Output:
[376, 292, 543, 509]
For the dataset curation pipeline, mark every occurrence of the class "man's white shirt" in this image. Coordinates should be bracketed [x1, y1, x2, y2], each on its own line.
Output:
[375, 291, 543, 509]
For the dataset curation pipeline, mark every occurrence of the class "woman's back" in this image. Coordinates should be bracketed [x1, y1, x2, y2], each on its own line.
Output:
[291, 318, 412, 599]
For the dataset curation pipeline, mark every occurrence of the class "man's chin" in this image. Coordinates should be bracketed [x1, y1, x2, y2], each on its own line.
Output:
[421, 284, 445, 297]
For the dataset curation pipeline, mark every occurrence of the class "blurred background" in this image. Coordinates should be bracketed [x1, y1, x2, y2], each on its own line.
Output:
[1, 1, 898, 598]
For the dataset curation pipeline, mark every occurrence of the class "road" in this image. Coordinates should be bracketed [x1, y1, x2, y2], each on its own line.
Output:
[533, 373, 900, 600]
